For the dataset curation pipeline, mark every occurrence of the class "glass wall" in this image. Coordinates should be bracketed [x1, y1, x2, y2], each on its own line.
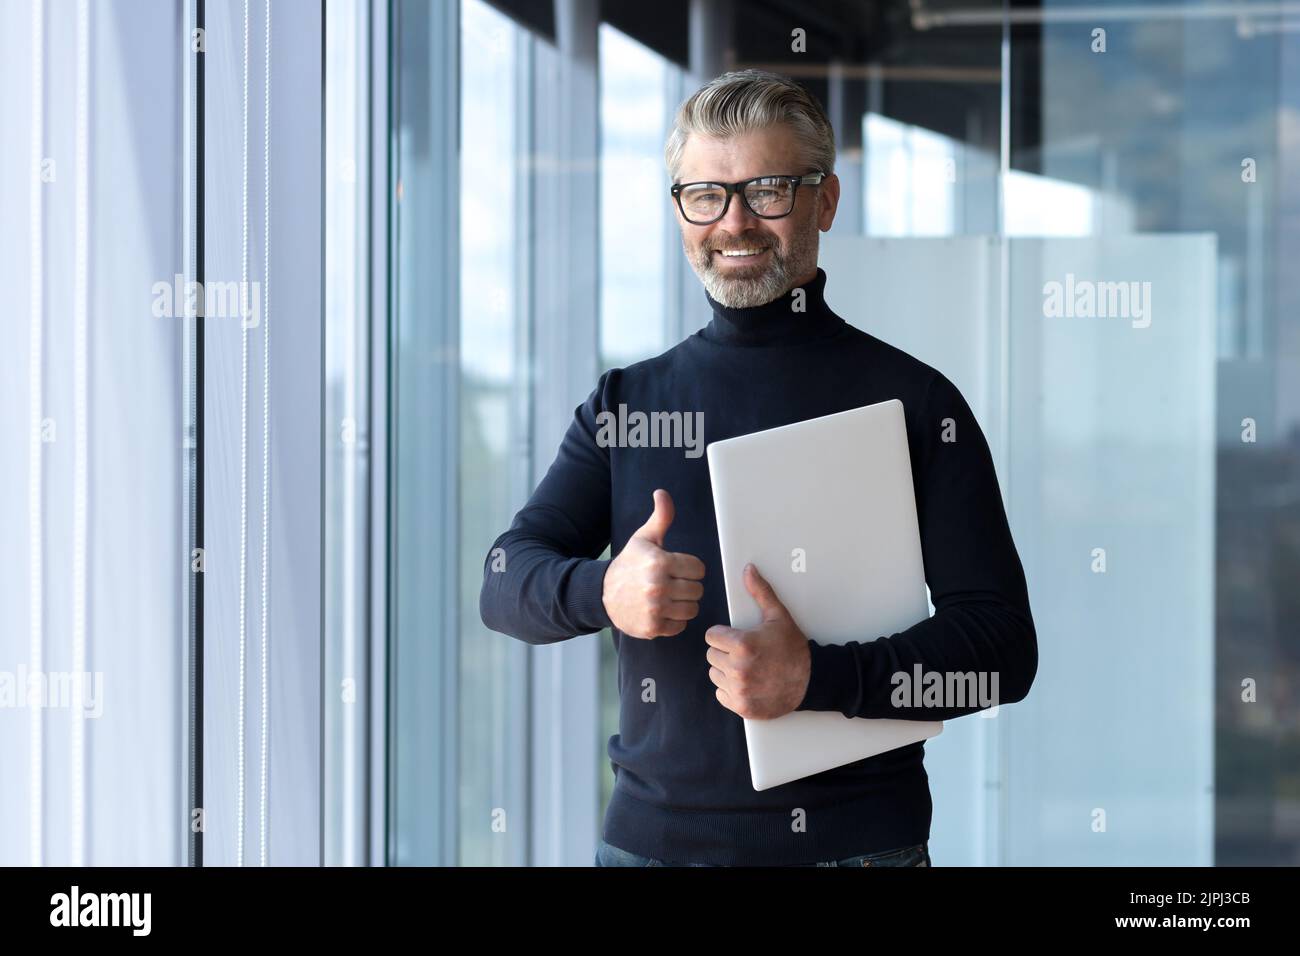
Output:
[17, 0, 1291, 868]
[2, 0, 324, 866]
[1013, 3, 1299, 866]
[324, 0, 375, 868]
[378, 0, 1299, 867]
[457, 0, 531, 867]
[0, 0, 186, 867]
[388, 0, 579, 866]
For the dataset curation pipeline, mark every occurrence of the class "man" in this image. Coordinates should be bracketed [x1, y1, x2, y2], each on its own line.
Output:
[480, 69, 1037, 867]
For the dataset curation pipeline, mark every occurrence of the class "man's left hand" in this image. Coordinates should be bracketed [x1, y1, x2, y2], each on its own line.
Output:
[705, 563, 811, 720]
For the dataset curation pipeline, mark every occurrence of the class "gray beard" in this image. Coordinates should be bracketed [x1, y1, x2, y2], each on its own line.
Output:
[689, 222, 820, 309]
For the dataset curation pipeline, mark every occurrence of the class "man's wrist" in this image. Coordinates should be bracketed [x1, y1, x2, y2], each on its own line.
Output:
[569, 557, 615, 633]
[796, 638, 863, 717]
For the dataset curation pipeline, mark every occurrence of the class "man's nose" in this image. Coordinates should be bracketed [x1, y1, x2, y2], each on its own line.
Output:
[717, 188, 758, 233]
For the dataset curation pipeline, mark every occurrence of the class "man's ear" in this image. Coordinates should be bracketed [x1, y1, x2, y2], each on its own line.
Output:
[818, 173, 841, 232]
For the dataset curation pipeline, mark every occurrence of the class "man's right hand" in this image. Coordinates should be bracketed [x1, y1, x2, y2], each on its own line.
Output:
[602, 489, 706, 639]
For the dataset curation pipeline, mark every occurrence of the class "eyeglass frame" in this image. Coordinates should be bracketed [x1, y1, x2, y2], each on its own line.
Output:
[670, 171, 826, 225]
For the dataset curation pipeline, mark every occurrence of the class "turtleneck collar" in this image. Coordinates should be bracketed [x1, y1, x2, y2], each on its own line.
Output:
[701, 267, 844, 347]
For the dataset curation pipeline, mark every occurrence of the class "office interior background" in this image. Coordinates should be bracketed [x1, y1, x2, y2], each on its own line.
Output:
[0, 0, 1297, 866]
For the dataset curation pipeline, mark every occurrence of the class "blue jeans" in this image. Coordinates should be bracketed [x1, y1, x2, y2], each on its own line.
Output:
[595, 838, 931, 867]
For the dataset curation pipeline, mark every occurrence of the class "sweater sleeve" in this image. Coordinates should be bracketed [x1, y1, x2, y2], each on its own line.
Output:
[478, 370, 616, 645]
[796, 372, 1038, 720]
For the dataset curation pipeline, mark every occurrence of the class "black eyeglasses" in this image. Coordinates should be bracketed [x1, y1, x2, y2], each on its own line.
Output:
[671, 172, 825, 225]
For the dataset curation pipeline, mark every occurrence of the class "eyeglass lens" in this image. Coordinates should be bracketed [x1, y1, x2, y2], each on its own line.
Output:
[678, 177, 796, 222]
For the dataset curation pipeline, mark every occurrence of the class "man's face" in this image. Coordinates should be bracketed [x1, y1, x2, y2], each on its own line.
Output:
[673, 124, 839, 308]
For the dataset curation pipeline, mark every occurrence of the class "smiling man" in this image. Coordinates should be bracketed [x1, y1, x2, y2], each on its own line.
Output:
[480, 69, 1037, 868]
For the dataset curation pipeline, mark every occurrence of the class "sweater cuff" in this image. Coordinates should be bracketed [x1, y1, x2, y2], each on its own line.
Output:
[568, 557, 614, 634]
[797, 639, 864, 717]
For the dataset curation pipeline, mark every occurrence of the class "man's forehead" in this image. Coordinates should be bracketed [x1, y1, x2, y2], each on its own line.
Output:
[677, 126, 802, 182]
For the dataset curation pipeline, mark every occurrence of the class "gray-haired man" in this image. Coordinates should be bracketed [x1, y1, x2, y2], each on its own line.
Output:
[481, 69, 1037, 867]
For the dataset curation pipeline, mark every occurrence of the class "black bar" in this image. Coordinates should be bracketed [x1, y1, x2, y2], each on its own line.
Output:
[3, 865, 1284, 940]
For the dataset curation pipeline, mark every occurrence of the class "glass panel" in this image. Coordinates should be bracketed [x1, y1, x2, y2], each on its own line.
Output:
[600, 23, 673, 367]
[0, 0, 186, 866]
[389, 0, 460, 865]
[324, 0, 371, 867]
[1006, 234, 1216, 864]
[385, 0, 1300, 869]
[1016, 3, 1298, 866]
[458, 0, 527, 867]
[1, 0, 325, 867]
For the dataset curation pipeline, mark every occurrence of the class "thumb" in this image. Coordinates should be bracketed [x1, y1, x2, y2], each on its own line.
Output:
[632, 489, 674, 547]
[744, 563, 787, 623]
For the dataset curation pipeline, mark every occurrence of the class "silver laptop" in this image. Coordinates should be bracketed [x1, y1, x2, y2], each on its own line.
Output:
[706, 399, 943, 791]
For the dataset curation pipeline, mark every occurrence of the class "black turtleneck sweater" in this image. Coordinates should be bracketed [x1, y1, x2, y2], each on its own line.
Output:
[479, 267, 1037, 866]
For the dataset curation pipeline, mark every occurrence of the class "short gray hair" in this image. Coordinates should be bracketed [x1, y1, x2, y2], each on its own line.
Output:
[664, 69, 836, 183]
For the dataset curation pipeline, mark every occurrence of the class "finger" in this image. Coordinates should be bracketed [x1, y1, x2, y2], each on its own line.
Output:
[665, 551, 706, 580]
[631, 489, 674, 546]
[659, 600, 700, 623]
[704, 624, 744, 650]
[708, 665, 729, 689]
[706, 646, 734, 673]
[743, 563, 787, 623]
[666, 578, 705, 602]
[654, 619, 688, 637]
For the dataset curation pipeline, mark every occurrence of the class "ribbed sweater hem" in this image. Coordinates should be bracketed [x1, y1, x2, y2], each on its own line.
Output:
[602, 771, 933, 866]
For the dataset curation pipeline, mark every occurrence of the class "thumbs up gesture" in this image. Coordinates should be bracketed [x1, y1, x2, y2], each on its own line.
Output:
[704, 563, 811, 720]
[602, 489, 707, 639]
